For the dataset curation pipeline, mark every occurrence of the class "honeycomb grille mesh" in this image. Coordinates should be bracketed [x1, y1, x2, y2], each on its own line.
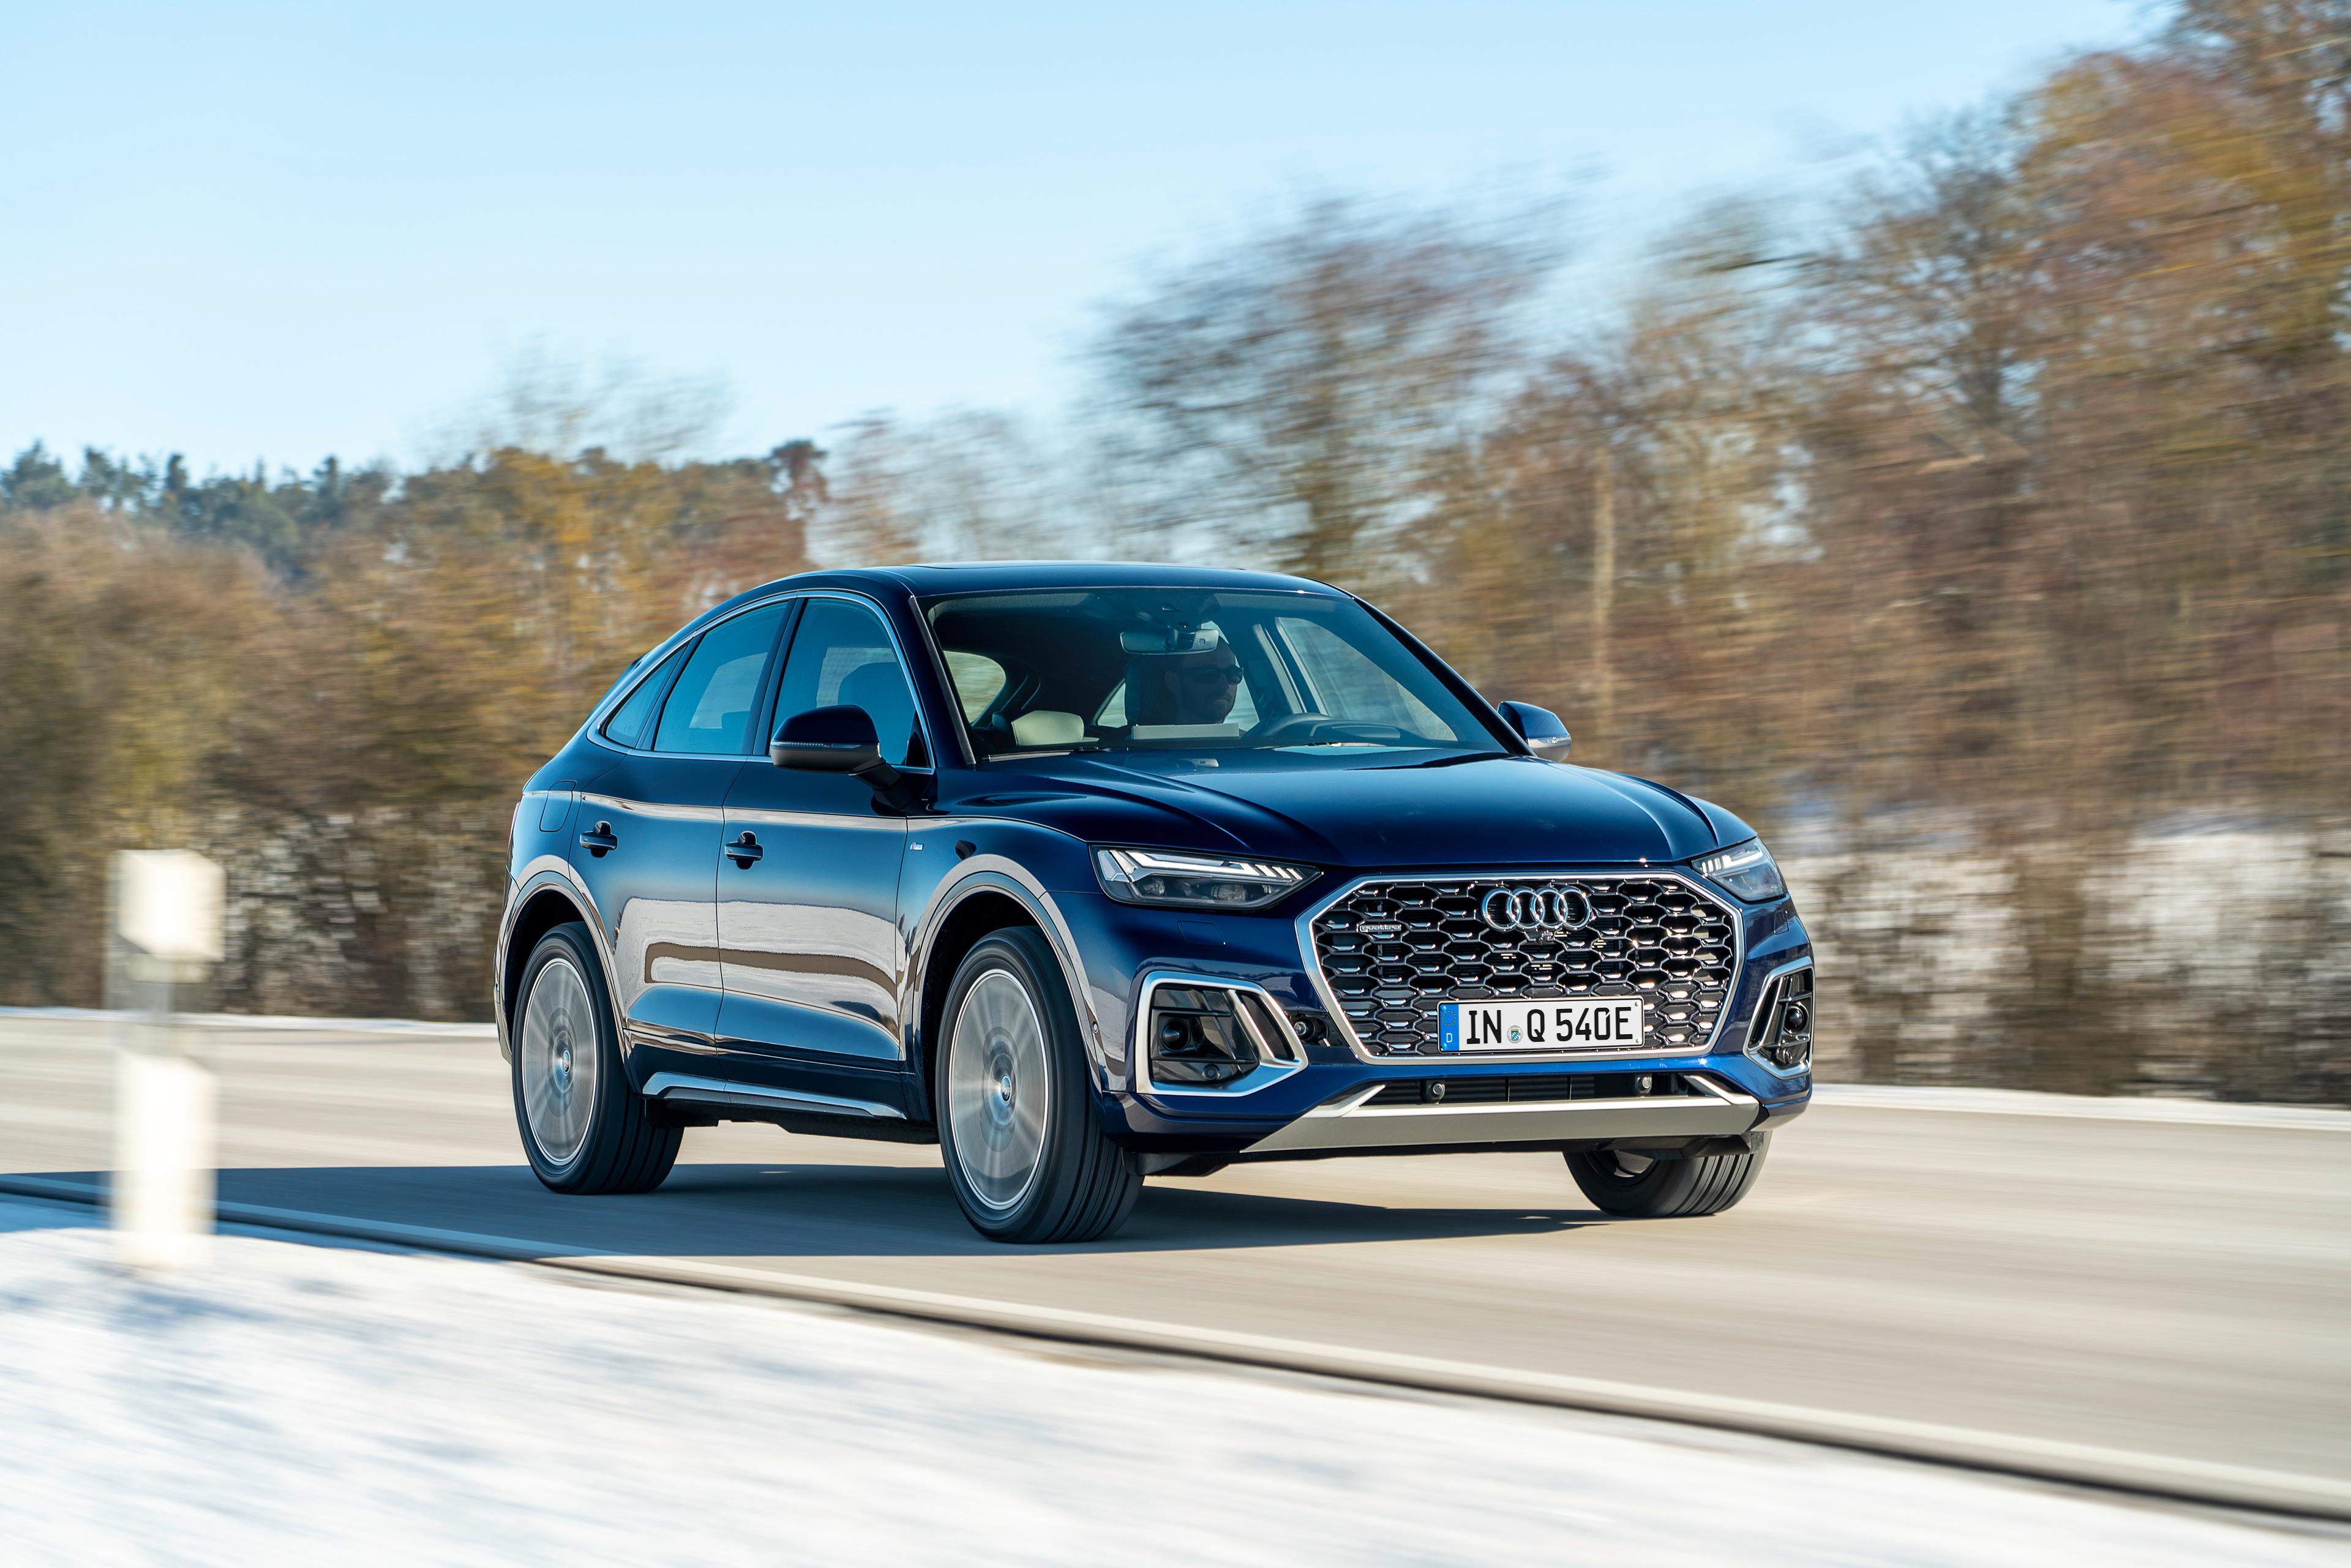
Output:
[1310, 876, 1739, 1057]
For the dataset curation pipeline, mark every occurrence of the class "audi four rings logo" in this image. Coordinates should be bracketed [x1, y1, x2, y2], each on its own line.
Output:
[1479, 885, 1593, 932]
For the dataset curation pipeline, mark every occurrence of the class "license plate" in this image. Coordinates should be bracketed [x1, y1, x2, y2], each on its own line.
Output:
[1439, 997, 1645, 1052]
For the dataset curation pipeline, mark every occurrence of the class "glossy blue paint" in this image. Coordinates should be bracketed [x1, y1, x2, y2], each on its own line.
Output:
[497, 563, 1813, 1165]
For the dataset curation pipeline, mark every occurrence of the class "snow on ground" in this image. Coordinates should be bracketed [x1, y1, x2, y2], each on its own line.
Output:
[0, 1199, 2338, 1568]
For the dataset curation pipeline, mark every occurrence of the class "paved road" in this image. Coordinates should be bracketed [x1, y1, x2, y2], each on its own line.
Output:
[6, 1014, 2348, 1503]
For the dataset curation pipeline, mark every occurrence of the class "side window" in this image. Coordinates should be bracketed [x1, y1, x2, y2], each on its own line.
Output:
[773, 599, 923, 767]
[601, 643, 689, 749]
[651, 602, 789, 754]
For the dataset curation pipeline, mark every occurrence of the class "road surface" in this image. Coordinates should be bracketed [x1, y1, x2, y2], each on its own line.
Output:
[4, 1013, 2346, 1512]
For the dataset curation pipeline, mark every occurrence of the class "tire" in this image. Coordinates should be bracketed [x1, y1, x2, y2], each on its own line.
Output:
[934, 928, 1141, 1243]
[511, 921, 681, 1195]
[1565, 1134, 1769, 1219]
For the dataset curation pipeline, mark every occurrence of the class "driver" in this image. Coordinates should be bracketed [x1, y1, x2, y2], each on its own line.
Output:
[1148, 637, 1245, 726]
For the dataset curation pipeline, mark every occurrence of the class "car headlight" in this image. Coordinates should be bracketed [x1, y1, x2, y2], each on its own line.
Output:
[1695, 838, 1786, 902]
[1093, 847, 1316, 910]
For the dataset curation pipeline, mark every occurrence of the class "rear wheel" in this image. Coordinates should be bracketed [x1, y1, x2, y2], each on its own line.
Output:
[1565, 1136, 1768, 1219]
[936, 928, 1141, 1243]
[511, 921, 680, 1195]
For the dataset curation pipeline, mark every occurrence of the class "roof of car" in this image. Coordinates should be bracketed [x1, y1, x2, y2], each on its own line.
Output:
[680, 563, 1350, 646]
[753, 560, 1342, 600]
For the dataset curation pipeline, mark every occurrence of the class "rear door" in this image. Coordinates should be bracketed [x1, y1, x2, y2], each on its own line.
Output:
[570, 601, 789, 1063]
[717, 595, 920, 1081]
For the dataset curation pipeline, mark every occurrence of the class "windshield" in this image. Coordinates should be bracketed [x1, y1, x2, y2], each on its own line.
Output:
[920, 588, 1506, 763]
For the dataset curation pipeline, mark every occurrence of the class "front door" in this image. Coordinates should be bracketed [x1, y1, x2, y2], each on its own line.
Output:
[717, 595, 921, 1078]
[571, 600, 789, 1066]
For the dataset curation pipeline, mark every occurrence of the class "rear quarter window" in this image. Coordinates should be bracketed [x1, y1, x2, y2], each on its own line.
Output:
[600, 643, 689, 749]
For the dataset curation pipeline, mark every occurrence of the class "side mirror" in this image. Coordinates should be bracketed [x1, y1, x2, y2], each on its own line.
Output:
[1496, 700, 1572, 761]
[771, 705, 903, 791]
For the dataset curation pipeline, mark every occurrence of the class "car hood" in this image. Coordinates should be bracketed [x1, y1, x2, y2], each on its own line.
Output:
[943, 753, 1733, 869]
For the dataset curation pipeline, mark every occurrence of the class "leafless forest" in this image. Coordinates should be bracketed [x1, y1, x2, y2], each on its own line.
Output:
[4, 1, 2345, 1100]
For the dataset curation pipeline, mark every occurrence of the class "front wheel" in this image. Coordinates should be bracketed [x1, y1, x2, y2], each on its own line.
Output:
[1565, 1135, 1768, 1218]
[936, 928, 1141, 1243]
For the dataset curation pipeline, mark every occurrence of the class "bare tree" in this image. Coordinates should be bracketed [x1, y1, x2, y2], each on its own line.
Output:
[1090, 193, 1562, 587]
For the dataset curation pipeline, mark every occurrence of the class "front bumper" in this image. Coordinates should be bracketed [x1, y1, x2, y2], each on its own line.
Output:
[1062, 876, 1813, 1158]
[1243, 1071, 1763, 1155]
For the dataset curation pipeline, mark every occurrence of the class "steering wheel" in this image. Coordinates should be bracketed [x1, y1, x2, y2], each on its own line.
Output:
[1248, 711, 1333, 742]
[1248, 713, 1405, 745]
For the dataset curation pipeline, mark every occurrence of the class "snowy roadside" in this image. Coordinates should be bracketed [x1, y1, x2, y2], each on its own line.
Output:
[0, 1198, 2336, 1568]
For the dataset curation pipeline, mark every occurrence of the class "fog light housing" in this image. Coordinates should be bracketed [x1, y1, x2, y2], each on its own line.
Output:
[1143, 980, 1302, 1090]
[1151, 989, 1252, 1084]
[1744, 964, 1814, 1077]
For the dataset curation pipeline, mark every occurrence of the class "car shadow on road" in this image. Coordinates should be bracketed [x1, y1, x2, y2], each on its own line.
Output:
[3, 1160, 1607, 1259]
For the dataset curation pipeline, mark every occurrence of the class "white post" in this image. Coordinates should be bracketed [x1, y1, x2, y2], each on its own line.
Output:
[110, 850, 224, 1269]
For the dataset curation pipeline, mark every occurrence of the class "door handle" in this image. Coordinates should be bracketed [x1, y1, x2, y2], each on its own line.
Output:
[725, 830, 763, 867]
[578, 822, 618, 857]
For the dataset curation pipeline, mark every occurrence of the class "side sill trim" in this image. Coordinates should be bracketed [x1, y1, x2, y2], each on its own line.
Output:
[641, 1071, 906, 1121]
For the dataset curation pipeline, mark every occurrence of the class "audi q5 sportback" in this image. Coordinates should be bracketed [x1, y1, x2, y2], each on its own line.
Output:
[495, 564, 1813, 1242]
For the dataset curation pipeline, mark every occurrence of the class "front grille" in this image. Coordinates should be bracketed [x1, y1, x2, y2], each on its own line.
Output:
[1310, 875, 1739, 1057]
[1367, 1070, 1692, 1106]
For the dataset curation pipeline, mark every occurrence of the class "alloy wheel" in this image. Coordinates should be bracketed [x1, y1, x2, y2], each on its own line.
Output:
[946, 967, 1051, 1211]
[520, 955, 598, 1165]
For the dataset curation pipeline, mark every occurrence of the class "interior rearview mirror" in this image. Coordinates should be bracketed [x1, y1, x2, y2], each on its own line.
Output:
[1496, 700, 1572, 760]
[1119, 628, 1221, 655]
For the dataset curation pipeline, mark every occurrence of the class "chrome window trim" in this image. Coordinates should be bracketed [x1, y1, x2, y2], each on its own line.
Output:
[1743, 956, 1815, 1079]
[585, 594, 791, 760]
[596, 639, 693, 750]
[1132, 969, 1310, 1100]
[1291, 869, 1748, 1066]
[585, 588, 943, 770]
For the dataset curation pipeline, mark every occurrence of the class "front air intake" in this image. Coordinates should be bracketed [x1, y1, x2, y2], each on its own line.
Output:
[1140, 975, 1305, 1093]
[1745, 964, 1813, 1076]
[1148, 986, 1256, 1085]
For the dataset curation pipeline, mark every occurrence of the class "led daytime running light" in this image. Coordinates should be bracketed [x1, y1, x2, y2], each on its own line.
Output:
[1093, 847, 1314, 910]
[1696, 842, 1768, 879]
[1695, 838, 1787, 902]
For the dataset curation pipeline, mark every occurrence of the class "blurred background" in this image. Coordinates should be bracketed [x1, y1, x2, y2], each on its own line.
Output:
[3, 0, 2345, 1104]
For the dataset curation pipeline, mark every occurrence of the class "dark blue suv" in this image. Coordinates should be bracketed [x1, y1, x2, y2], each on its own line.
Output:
[495, 564, 1813, 1242]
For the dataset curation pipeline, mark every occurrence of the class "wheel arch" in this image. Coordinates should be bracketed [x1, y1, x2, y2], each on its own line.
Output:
[906, 859, 1112, 1113]
[500, 881, 600, 1062]
[913, 888, 1040, 1116]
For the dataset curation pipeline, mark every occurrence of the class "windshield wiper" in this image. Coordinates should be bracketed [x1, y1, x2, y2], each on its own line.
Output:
[1368, 751, 1501, 770]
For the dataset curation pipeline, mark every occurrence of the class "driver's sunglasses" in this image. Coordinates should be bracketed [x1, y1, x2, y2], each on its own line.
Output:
[1182, 666, 1246, 688]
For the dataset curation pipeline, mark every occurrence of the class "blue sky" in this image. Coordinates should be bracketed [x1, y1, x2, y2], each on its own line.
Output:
[4, 1, 2145, 475]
